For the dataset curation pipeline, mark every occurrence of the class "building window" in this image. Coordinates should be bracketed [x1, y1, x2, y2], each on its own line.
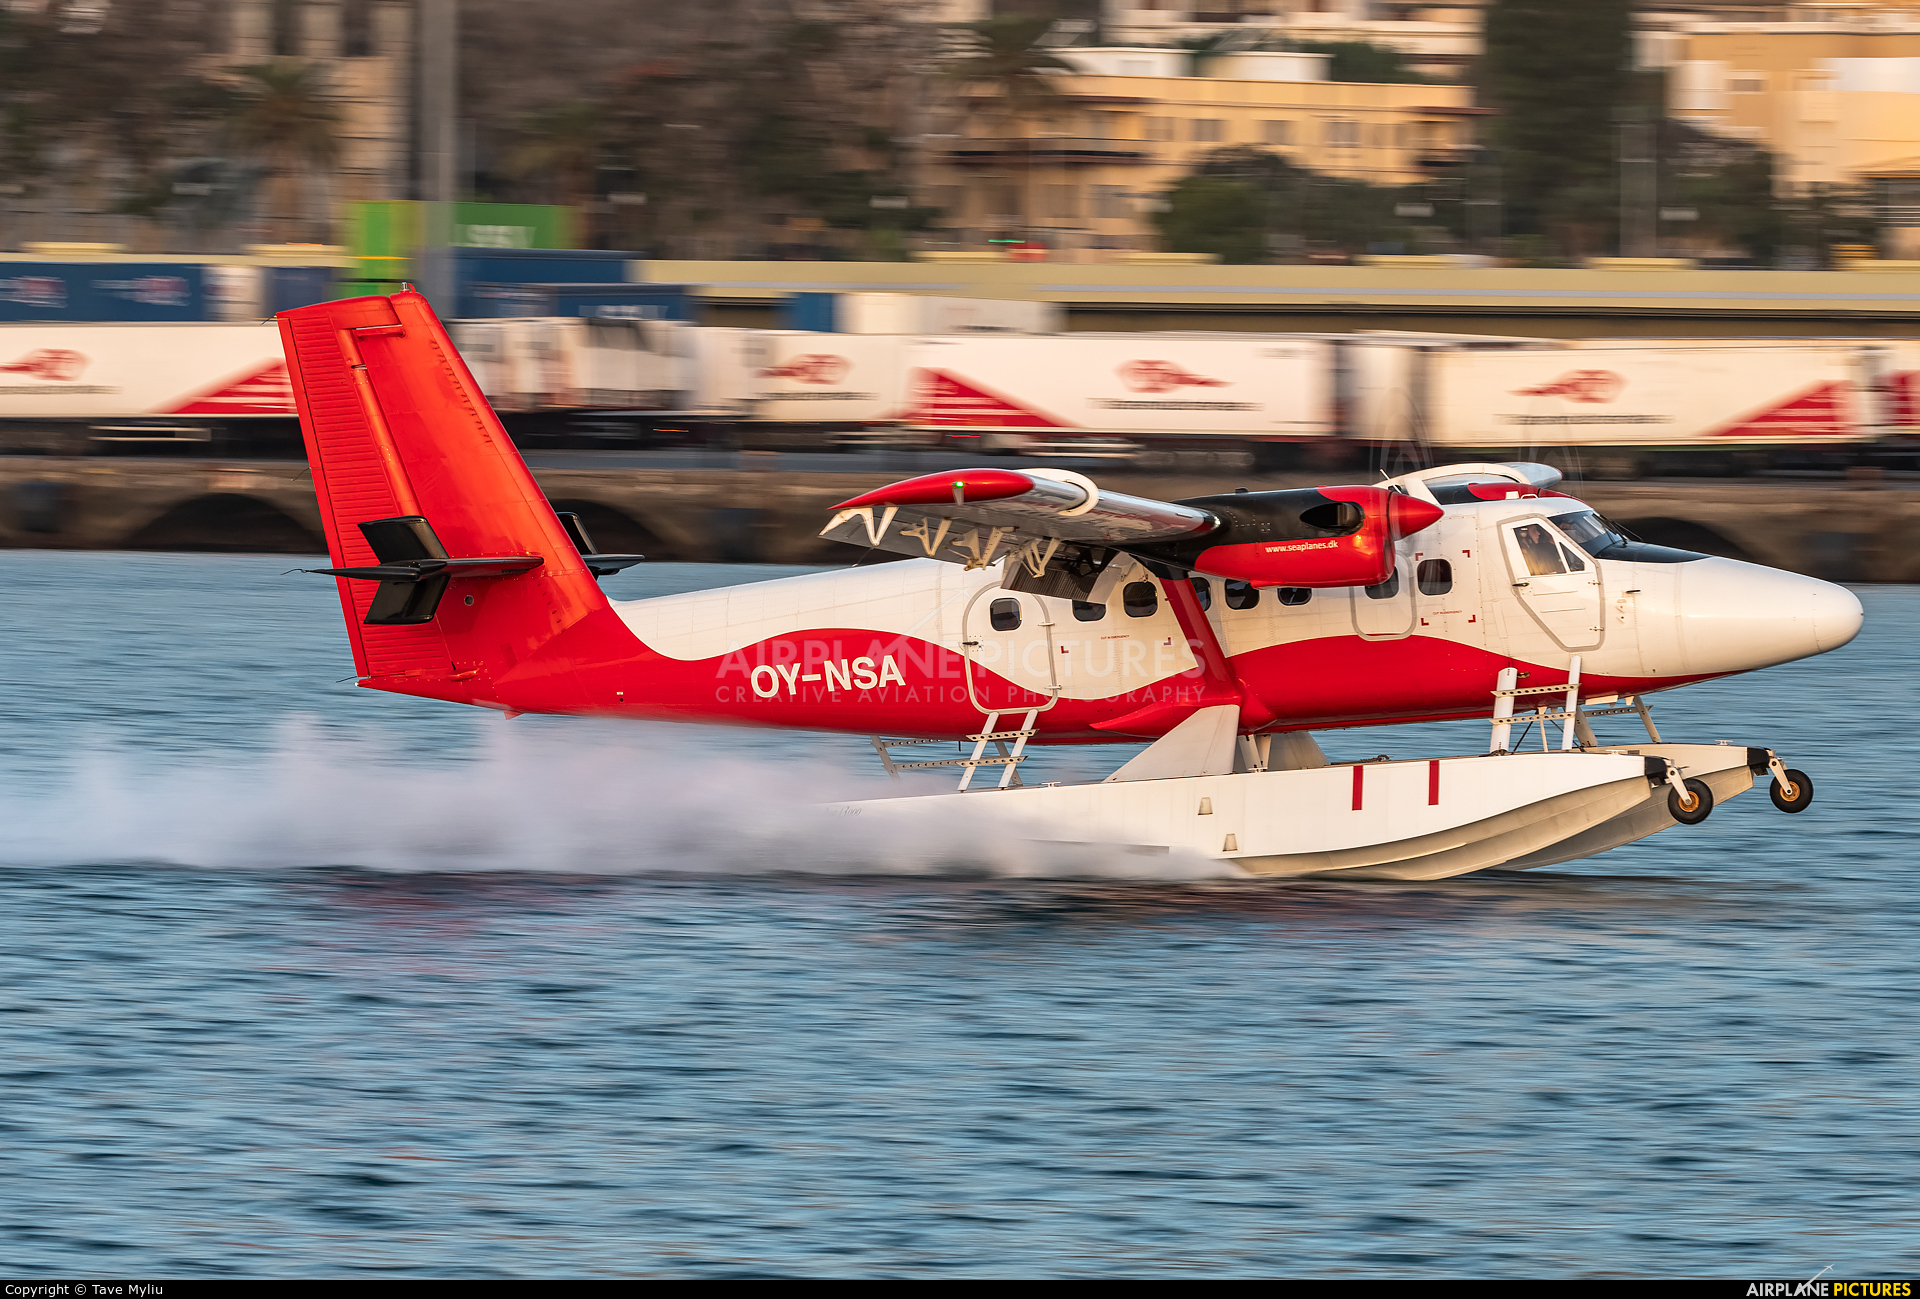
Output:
[1192, 119, 1224, 143]
[342, 0, 373, 56]
[1044, 184, 1080, 219]
[1263, 120, 1292, 146]
[1326, 119, 1359, 149]
[1093, 185, 1130, 220]
[1145, 117, 1176, 142]
[1729, 71, 1768, 93]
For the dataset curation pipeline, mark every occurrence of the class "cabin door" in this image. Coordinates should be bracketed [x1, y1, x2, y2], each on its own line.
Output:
[1499, 516, 1604, 651]
[1349, 540, 1416, 640]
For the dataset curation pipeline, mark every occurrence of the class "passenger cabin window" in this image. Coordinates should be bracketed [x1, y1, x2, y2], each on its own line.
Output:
[1191, 576, 1212, 611]
[1416, 559, 1452, 595]
[1224, 580, 1259, 610]
[1123, 581, 1159, 618]
[1072, 600, 1105, 622]
[989, 597, 1021, 631]
[1364, 571, 1400, 600]
[1277, 587, 1311, 606]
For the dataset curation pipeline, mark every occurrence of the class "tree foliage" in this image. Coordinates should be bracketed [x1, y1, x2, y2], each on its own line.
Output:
[1154, 175, 1268, 263]
[466, 0, 939, 256]
[1157, 147, 1448, 261]
[1480, 0, 1632, 248]
[1293, 41, 1430, 85]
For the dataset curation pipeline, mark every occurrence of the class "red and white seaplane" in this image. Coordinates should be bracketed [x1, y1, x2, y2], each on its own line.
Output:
[280, 291, 1861, 879]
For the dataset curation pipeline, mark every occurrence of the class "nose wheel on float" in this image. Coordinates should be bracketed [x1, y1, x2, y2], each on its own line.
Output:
[1766, 759, 1814, 813]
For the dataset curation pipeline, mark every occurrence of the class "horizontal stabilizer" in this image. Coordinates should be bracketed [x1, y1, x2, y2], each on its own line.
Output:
[555, 510, 645, 578]
[301, 514, 543, 626]
[309, 556, 545, 583]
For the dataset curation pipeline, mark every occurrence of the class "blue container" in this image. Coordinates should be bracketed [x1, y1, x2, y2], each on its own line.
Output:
[781, 292, 840, 332]
[471, 282, 693, 321]
[0, 263, 207, 322]
[266, 265, 336, 315]
[450, 248, 633, 318]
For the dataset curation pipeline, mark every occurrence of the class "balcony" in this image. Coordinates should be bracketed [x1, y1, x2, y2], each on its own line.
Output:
[941, 138, 1154, 167]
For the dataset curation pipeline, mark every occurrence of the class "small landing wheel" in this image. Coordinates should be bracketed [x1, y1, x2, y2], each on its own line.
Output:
[1669, 777, 1714, 825]
[1770, 768, 1814, 814]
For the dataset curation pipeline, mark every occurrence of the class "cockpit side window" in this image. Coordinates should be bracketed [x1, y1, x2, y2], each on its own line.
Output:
[1511, 523, 1567, 576]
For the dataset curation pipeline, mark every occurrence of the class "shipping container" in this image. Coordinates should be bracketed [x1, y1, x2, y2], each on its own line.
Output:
[685, 327, 759, 417]
[470, 280, 693, 321]
[0, 263, 208, 323]
[780, 292, 1062, 335]
[449, 317, 685, 413]
[902, 333, 1335, 444]
[439, 247, 633, 318]
[0, 322, 292, 422]
[750, 331, 908, 425]
[1404, 343, 1882, 448]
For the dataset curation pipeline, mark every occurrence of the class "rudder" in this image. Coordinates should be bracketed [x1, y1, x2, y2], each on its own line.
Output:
[280, 290, 634, 710]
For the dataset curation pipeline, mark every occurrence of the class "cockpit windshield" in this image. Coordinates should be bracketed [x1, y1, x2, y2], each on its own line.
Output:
[1554, 509, 1708, 564]
[1557, 510, 1628, 554]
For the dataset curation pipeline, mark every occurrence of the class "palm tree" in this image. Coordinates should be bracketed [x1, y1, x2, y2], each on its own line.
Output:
[943, 15, 1074, 245]
[229, 59, 340, 243]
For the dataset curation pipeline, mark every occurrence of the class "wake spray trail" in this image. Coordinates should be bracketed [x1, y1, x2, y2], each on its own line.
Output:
[0, 716, 1236, 880]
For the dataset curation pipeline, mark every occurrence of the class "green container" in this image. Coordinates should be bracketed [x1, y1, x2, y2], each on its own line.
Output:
[343, 200, 581, 281]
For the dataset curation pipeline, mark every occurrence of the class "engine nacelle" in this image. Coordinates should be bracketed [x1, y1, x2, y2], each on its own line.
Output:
[1138, 485, 1444, 588]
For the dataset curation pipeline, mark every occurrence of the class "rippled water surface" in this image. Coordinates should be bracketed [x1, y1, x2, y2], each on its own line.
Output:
[1, 552, 1915, 1277]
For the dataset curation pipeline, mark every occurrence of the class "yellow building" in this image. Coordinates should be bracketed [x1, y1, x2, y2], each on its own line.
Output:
[1104, 2, 1489, 83]
[1666, 9, 1920, 183]
[919, 52, 1482, 259]
[1662, 6, 1920, 252]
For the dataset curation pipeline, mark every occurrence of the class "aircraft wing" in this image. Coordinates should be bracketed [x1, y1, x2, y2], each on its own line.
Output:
[820, 468, 1218, 577]
[820, 466, 1444, 599]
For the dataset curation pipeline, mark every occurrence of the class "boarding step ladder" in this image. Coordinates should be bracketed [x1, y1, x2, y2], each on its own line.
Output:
[1489, 657, 1662, 753]
[870, 709, 1040, 791]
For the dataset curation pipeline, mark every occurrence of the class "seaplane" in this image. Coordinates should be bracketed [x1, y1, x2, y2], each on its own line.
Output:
[279, 290, 1862, 880]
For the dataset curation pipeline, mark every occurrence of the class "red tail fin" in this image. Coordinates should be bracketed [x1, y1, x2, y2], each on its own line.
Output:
[280, 290, 637, 711]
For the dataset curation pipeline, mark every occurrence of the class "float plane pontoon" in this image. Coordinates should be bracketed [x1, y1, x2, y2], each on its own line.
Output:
[280, 291, 1859, 879]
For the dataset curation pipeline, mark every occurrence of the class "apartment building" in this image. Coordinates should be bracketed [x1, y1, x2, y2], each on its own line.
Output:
[1103, 2, 1487, 82]
[919, 49, 1480, 256]
[1661, 3, 1920, 250]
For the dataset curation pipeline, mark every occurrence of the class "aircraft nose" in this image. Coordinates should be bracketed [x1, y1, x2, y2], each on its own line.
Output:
[1677, 559, 1863, 673]
[1809, 579, 1864, 652]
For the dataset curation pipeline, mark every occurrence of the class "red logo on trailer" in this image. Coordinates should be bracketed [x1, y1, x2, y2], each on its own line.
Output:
[761, 354, 851, 384]
[163, 361, 297, 415]
[1116, 360, 1228, 393]
[1709, 381, 1853, 438]
[1511, 370, 1625, 403]
[907, 368, 1068, 428]
[0, 348, 87, 381]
